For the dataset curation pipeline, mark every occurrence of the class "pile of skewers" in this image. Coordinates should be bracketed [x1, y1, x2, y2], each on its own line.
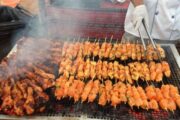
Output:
[0, 38, 62, 116]
[55, 76, 180, 111]
[54, 37, 180, 112]
[62, 40, 165, 61]
[59, 58, 171, 83]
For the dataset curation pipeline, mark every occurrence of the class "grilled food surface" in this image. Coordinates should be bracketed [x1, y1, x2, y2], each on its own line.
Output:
[0, 37, 179, 118]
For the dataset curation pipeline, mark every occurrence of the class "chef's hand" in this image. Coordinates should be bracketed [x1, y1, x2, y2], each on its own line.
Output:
[132, 4, 149, 30]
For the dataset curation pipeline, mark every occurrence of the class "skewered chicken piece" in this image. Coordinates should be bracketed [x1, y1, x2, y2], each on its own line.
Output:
[96, 60, 102, 80]
[23, 87, 35, 115]
[93, 42, 100, 57]
[159, 99, 168, 110]
[68, 80, 79, 98]
[77, 59, 85, 80]
[161, 61, 171, 77]
[131, 44, 136, 60]
[63, 76, 74, 98]
[33, 67, 55, 80]
[33, 90, 49, 113]
[81, 80, 94, 102]
[98, 41, 106, 59]
[157, 45, 165, 58]
[104, 43, 112, 58]
[146, 45, 155, 61]
[126, 84, 135, 108]
[113, 61, 119, 80]
[121, 44, 128, 61]
[149, 99, 159, 110]
[71, 57, 84, 76]
[137, 86, 149, 110]
[161, 85, 170, 99]
[109, 44, 118, 60]
[90, 61, 97, 79]
[59, 58, 73, 78]
[84, 59, 91, 79]
[25, 70, 54, 90]
[88, 80, 100, 102]
[145, 85, 157, 100]
[132, 86, 143, 108]
[16, 81, 28, 98]
[101, 61, 108, 79]
[1, 81, 14, 113]
[141, 62, 150, 81]
[74, 80, 85, 102]
[98, 84, 107, 106]
[126, 43, 132, 58]
[149, 62, 157, 81]
[167, 98, 176, 111]
[156, 85, 179, 111]
[155, 88, 164, 102]
[105, 80, 113, 103]
[118, 64, 126, 82]
[115, 44, 122, 59]
[128, 62, 140, 81]
[125, 66, 133, 84]
[26, 79, 43, 93]
[71, 41, 81, 59]
[12, 85, 25, 116]
[169, 85, 179, 100]
[136, 44, 142, 61]
[83, 41, 91, 57]
[55, 76, 67, 100]
[110, 82, 127, 108]
[118, 82, 127, 103]
[110, 89, 120, 108]
[108, 62, 114, 79]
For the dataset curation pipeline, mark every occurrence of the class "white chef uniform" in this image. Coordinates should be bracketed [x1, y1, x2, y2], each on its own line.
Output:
[124, 0, 180, 41]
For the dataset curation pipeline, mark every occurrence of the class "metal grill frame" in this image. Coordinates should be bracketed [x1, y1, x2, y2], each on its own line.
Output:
[0, 42, 180, 120]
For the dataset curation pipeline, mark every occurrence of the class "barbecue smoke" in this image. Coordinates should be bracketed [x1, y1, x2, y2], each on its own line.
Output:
[1, 0, 96, 80]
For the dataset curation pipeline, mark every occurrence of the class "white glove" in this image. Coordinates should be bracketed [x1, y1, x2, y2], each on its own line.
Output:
[132, 5, 149, 30]
[117, 0, 126, 3]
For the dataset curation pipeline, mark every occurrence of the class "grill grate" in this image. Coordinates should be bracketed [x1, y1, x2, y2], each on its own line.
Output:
[0, 46, 180, 120]
[38, 46, 180, 120]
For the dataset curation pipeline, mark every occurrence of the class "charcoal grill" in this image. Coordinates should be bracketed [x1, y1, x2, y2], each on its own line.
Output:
[0, 40, 180, 120]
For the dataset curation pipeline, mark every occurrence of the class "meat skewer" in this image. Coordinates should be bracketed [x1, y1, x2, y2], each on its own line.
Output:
[81, 80, 94, 103]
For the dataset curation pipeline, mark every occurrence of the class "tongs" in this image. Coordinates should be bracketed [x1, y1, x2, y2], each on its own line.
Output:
[138, 19, 162, 61]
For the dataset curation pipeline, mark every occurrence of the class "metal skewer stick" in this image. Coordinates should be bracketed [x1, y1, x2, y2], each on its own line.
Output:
[116, 38, 119, 44]
[102, 37, 107, 59]
[105, 37, 107, 43]
[142, 19, 162, 62]
[121, 33, 126, 44]
[109, 35, 114, 80]
[92, 38, 97, 61]
[73, 37, 81, 60]
[87, 36, 90, 42]
[91, 38, 97, 80]
[109, 35, 114, 58]
[97, 38, 101, 60]
[92, 41, 98, 81]
[110, 35, 113, 43]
